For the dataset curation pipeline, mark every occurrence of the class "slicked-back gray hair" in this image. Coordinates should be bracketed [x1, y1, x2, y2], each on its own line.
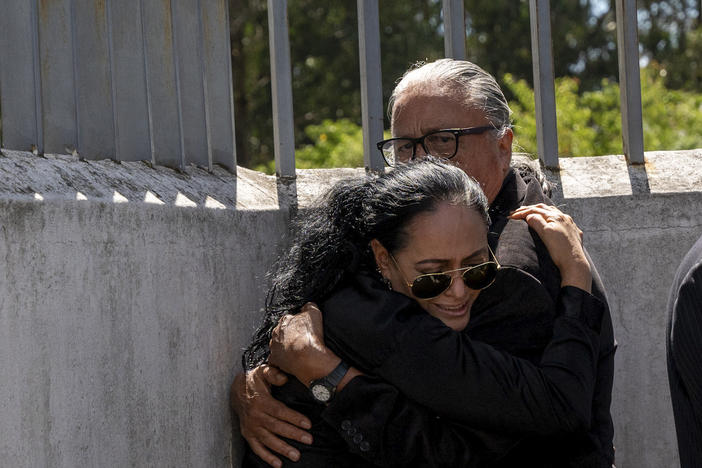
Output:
[389, 59, 512, 137]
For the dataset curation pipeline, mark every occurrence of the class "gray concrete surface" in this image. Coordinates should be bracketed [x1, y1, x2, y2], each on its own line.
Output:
[0, 148, 700, 467]
[545, 150, 702, 468]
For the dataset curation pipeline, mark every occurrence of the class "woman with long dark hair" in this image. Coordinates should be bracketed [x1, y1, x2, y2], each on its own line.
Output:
[241, 158, 603, 467]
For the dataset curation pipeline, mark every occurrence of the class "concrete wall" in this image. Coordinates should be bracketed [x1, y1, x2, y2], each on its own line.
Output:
[1, 148, 701, 467]
[548, 150, 702, 468]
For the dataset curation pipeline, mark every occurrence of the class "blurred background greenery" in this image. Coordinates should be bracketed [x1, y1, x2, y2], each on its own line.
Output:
[229, 0, 702, 172]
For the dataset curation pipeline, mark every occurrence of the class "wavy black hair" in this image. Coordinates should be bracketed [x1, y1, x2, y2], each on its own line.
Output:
[242, 157, 489, 370]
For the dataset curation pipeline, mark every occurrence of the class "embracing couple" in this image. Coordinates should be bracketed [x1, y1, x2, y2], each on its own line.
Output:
[232, 59, 616, 468]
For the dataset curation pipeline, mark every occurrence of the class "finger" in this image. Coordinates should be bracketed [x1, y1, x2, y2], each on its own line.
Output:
[262, 365, 289, 387]
[524, 212, 549, 235]
[510, 205, 553, 220]
[299, 305, 322, 326]
[268, 398, 313, 430]
[262, 415, 314, 445]
[269, 326, 280, 345]
[511, 204, 557, 219]
[256, 429, 302, 463]
[275, 314, 291, 331]
[301, 302, 322, 318]
[247, 437, 284, 468]
[511, 202, 551, 212]
[266, 348, 283, 369]
[301, 303, 324, 332]
[512, 203, 564, 215]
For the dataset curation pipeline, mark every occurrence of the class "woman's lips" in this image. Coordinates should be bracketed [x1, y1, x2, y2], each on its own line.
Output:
[433, 299, 470, 316]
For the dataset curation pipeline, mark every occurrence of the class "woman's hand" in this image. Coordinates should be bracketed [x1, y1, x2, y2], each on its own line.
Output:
[509, 204, 592, 292]
[269, 303, 341, 386]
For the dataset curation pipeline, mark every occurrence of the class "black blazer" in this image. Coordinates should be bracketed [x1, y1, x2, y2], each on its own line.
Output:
[667, 234, 702, 468]
[243, 169, 616, 468]
[242, 278, 605, 468]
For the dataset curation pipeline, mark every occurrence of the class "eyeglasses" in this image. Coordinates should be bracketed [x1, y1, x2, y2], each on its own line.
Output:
[389, 247, 500, 300]
[376, 126, 495, 166]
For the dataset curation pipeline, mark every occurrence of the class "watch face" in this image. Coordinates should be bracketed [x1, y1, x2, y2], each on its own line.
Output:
[311, 384, 332, 402]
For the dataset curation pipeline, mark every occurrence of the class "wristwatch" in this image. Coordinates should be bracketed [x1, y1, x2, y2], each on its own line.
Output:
[309, 360, 350, 404]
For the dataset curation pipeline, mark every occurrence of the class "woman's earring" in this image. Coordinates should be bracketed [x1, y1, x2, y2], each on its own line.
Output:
[382, 277, 393, 291]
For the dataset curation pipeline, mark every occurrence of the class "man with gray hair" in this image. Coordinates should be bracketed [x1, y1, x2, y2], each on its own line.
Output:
[232, 59, 616, 467]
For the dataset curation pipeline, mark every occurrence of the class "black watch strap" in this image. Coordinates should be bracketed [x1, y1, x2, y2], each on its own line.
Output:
[326, 360, 350, 387]
[309, 360, 350, 403]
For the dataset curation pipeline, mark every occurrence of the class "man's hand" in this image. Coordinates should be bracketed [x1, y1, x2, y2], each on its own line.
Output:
[269, 303, 341, 385]
[230, 365, 313, 468]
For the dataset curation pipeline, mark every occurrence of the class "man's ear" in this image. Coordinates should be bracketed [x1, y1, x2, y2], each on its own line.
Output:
[497, 127, 513, 169]
[370, 239, 391, 277]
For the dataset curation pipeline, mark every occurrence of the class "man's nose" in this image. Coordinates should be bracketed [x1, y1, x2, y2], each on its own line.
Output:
[414, 142, 429, 158]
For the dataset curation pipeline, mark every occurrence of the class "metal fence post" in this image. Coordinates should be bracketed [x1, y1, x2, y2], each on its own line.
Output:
[0, 0, 42, 152]
[267, 0, 296, 178]
[442, 0, 466, 60]
[357, 0, 385, 172]
[616, 0, 645, 164]
[529, 0, 559, 169]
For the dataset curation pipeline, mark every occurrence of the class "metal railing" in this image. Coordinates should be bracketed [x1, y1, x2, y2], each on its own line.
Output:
[0, 0, 236, 170]
[0, 0, 645, 173]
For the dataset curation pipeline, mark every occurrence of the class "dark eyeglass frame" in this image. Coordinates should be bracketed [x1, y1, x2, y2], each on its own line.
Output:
[376, 126, 496, 166]
[389, 246, 500, 300]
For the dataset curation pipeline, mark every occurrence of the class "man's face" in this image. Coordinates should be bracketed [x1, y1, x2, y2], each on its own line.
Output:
[391, 91, 513, 204]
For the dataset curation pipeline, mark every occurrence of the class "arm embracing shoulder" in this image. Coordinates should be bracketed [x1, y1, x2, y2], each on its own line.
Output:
[322, 271, 604, 436]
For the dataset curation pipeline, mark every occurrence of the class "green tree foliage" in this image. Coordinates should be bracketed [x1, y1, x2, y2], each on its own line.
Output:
[465, 0, 619, 92]
[254, 119, 365, 172]
[505, 67, 702, 157]
[279, 67, 702, 173]
[230, 1, 702, 171]
[230, 0, 444, 169]
[638, 0, 702, 90]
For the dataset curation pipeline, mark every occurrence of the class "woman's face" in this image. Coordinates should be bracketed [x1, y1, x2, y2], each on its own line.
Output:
[372, 202, 489, 331]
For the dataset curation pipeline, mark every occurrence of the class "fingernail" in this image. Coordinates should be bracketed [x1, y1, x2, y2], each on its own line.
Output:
[302, 435, 313, 444]
[301, 420, 311, 429]
[273, 461, 282, 468]
[289, 449, 300, 461]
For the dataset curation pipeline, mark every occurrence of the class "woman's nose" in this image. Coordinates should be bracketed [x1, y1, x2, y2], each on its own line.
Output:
[443, 273, 467, 298]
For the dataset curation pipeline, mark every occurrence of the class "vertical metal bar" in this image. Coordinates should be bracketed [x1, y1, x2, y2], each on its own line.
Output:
[197, 0, 214, 170]
[529, 0, 559, 168]
[139, 0, 155, 162]
[106, 0, 120, 160]
[442, 0, 466, 60]
[201, 0, 237, 170]
[172, 0, 209, 168]
[171, 0, 187, 167]
[38, 0, 78, 155]
[0, 1, 40, 151]
[70, 0, 81, 152]
[73, 0, 116, 159]
[106, 0, 151, 161]
[267, 0, 296, 178]
[140, 0, 182, 168]
[30, 0, 44, 154]
[357, 0, 384, 172]
[616, 0, 645, 164]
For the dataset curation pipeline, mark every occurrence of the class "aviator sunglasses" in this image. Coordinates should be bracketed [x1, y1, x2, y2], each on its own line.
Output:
[389, 247, 500, 300]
